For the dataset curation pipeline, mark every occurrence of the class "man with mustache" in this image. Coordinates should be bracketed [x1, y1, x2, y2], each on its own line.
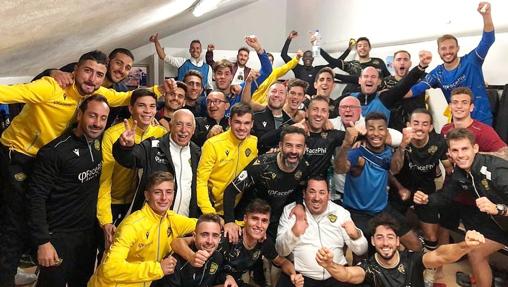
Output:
[26, 95, 110, 286]
[222, 126, 309, 243]
[316, 214, 486, 287]
[0, 50, 167, 286]
[410, 2, 495, 125]
[33, 48, 135, 127]
[113, 109, 200, 217]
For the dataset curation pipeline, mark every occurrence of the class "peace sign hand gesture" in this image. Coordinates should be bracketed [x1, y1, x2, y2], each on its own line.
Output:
[119, 119, 137, 147]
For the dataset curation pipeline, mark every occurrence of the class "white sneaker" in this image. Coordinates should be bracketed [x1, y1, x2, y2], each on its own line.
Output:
[423, 268, 436, 287]
[14, 267, 37, 286]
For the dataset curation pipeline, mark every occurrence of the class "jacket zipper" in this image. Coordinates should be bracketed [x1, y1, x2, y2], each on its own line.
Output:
[468, 171, 504, 230]
[235, 141, 242, 175]
[86, 137, 94, 162]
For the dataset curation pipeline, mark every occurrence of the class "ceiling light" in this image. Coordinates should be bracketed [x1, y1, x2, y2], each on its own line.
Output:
[193, 0, 221, 17]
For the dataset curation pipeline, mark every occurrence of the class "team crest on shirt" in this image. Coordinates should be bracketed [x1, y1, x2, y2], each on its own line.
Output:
[252, 250, 261, 260]
[427, 145, 438, 155]
[14, 172, 27, 182]
[397, 263, 405, 274]
[209, 262, 219, 274]
[321, 132, 328, 139]
[294, 171, 302, 181]
[481, 179, 490, 191]
[94, 139, 100, 151]
[328, 214, 337, 223]
[245, 148, 252, 157]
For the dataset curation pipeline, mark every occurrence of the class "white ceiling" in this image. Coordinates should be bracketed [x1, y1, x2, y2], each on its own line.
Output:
[0, 0, 256, 78]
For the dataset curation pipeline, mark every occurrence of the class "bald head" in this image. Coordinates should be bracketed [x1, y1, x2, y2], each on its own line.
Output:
[358, 66, 381, 95]
[268, 82, 287, 110]
[339, 96, 362, 126]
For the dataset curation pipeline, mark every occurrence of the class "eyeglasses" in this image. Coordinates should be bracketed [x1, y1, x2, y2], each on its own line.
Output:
[339, 105, 361, 110]
[207, 99, 227, 106]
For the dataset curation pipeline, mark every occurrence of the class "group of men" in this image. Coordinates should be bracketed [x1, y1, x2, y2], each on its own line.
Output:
[0, 2, 506, 287]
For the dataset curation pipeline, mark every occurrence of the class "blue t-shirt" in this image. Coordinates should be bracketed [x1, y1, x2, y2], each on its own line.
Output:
[343, 146, 392, 214]
[351, 92, 391, 122]
[411, 31, 495, 125]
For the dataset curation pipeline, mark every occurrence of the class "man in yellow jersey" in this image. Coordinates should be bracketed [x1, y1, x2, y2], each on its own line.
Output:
[88, 171, 197, 287]
[0, 50, 167, 286]
[196, 103, 258, 215]
[97, 88, 167, 254]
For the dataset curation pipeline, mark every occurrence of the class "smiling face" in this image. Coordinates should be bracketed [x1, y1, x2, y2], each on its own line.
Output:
[108, 52, 133, 84]
[365, 118, 388, 152]
[129, 95, 157, 130]
[229, 112, 253, 140]
[189, 41, 202, 59]
[243, 212, 269, 241]
[184, 74, 203, 101]
[194, 221, 221, 254]
[356, 40, 371, 59]
[302, 51, 314, 67]
[145, 180, 175, 216]
[304, 178, 329, 215]
[170, 110, 195, 146]
[267, 83, 287, 111]
[214, 66, 233, 91]
[438, 38, 459, 65]
[286, 85, 305, 111]
[76, 99, 110, 139]
[237, 49, 249, 66]
[448, 138, 478, 172]
[165, 87, 186, 112]
[314, 71, 335, 97]
[74, 60, 107, 96]
[206, 91, 229, 121]
[359, 67, 381, 95]
[279, 132, 305, 170]
[306, 99, 329, 133]
[450, 93, 474, 121]
[408, 112, 432, 143]
[372, 225, 400, 261]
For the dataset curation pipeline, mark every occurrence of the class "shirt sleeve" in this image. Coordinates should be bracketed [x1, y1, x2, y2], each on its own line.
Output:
[474, 30, 495, 61]
[97, 128, 118, 226]
[410, 70, 438, 98]
[0, 77, 58, 104]
[196, 141, 218, 214]
[275, 205, 299, 257]
[261, 238, 279, 261]
[26, 145, 59, 246]
[223, 161, 257, 223]
[163, 55, 187, 68]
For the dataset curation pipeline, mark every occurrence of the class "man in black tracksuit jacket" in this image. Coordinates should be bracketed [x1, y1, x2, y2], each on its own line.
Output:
[252, 107, 293, 154]
[112, 110, 201, 218]
[26, 95, 110, 287]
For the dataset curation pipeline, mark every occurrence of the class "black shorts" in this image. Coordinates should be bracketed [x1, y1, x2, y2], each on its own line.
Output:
[438, 202, 461, 230]
[414, 203, 439, 224]
[461, 205, 508, 246]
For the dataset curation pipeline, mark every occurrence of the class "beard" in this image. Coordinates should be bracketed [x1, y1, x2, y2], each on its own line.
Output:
[282, 152, 301, 170]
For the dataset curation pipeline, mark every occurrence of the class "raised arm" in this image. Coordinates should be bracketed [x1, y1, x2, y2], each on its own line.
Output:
[149, 33, 167, 61]
[205, 44, 216, 66]
[423, 230, 485, 268]
[390, 127, 412, 174]
[334, 125, 358, 174]
[281, 31, 298, 63]
[381, 50, 431, 106]
[241, 70, 264, 112]
[315, 247, 366, 284]
[479, 2, 494, 32]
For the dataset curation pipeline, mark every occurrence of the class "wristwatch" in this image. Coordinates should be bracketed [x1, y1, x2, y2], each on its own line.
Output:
[496, 204, 507, 216]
